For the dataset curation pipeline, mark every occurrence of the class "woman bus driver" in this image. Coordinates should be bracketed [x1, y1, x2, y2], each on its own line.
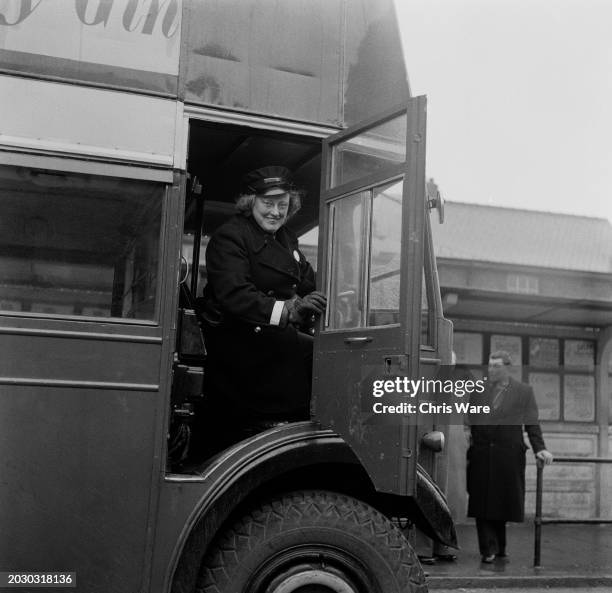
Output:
[201, 166, 326, 442]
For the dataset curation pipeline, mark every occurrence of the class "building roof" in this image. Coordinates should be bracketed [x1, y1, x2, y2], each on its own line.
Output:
[431, 201, 612, 274]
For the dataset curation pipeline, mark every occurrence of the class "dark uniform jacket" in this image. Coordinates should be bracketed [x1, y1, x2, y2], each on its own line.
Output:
[201, 214, 316, 420]
[466, 378, 546, 522]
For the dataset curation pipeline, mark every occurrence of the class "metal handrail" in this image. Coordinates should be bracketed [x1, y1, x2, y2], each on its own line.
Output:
[534, 456, 612, 567]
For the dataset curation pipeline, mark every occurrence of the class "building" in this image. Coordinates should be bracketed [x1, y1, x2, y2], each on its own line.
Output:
[433, 201, 612, 521]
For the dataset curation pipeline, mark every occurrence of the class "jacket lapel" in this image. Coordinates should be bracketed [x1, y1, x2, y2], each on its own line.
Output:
[245, 217, 300, 280]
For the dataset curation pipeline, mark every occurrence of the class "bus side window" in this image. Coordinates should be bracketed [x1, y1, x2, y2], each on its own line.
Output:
[0, 164, 164, 321]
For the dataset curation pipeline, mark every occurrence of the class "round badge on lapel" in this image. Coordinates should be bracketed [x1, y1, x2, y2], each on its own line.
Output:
[293, 249, 300, 262]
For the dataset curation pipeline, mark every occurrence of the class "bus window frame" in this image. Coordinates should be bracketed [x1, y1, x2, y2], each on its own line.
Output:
[0, 152, 173, 328]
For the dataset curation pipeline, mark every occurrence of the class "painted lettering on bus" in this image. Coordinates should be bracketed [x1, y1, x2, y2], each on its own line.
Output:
[0, 0, 42, 26]
[0, 0, 179, 38]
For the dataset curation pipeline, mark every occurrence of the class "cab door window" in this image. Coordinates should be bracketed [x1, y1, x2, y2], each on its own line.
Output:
[368, 179, 403, 326]
[327, 192, 366, 329]
[326, 178, 403, 330]
[331, 112, 407, 187]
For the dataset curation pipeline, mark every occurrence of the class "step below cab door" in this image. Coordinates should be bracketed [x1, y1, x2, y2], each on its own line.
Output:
[313, 97, 427, 496]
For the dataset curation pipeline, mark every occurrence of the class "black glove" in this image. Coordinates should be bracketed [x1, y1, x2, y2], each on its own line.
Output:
[302, 291, 327, 315]
[284, 295, 320, 326]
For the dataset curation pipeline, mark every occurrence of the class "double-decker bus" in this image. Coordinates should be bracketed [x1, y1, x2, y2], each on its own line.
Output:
[0, 1, 454, 591]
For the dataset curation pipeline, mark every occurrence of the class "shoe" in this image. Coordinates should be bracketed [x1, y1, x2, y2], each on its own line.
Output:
[417, 555, 436, 565]
[481, 554, 495, 563]
[434, 553, 457, 562]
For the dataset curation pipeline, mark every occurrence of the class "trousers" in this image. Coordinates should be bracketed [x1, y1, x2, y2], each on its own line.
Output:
[476, 518, 506, 556]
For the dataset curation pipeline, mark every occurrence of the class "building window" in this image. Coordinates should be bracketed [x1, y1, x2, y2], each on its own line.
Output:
[507, 273, 539, 294]
[451, 332, 596, 423]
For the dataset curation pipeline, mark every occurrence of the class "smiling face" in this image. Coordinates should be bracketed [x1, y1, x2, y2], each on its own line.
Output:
[252, 193, 290, 233]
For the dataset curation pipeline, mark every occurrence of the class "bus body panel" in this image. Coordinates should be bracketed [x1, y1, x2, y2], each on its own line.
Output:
[341, 0, 410, 125]
[182, 0, 409, 126]
[0, 76, 181, 166]
[0, 0, 181, 95]
[181, 0, 344, 125]
[0, 335, 162, 592]
[1, 0, 409, 127]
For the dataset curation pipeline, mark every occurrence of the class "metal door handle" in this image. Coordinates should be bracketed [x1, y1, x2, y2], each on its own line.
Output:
[420, 357, 441, 365]
[344, 336, 372, 344]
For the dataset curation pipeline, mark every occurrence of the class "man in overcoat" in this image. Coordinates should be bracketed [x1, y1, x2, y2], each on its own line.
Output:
[200, 166, 326, 447]
[465, 350, 553, 562]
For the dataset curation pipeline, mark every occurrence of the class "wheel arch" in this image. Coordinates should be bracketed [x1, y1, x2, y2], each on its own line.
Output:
[169, 422, 373, 593]
[168, 423, 456, 593]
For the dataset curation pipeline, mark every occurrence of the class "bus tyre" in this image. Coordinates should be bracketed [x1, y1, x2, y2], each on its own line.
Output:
[197, 490, 427, 593]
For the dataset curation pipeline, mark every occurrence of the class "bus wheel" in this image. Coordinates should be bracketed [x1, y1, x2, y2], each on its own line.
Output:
[197, 490, 426, 593]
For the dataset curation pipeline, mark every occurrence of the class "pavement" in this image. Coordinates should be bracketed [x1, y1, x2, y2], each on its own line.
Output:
[433, 589, 612, 593]
[423, 522, 612, 589]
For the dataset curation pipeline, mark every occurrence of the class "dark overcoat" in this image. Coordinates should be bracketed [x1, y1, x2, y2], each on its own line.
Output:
[466, 378, 546, 522]
[201, 214, 316, 420]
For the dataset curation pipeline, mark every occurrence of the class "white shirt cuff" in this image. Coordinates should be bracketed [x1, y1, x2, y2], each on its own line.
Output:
[270, 300, 285, 326]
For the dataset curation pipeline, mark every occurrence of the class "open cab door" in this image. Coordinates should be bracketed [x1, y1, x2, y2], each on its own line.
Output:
[313, 97, 427, 496]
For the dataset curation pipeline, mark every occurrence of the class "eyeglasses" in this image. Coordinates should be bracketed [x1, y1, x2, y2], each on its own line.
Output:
[257, 198, 289, 211]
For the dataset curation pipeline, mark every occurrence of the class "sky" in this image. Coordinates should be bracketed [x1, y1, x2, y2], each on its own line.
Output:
[395, 0, 612, 223]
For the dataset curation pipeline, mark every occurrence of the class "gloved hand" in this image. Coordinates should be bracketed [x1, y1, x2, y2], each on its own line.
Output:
[301, 291, 327, 315]
[285, 295, 321, 326]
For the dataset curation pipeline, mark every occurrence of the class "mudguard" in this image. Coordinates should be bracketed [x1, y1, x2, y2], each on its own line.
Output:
[407, 464, 458, 548]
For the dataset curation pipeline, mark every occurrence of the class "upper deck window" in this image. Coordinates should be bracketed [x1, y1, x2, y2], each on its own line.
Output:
[0, 165, 163, 321]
